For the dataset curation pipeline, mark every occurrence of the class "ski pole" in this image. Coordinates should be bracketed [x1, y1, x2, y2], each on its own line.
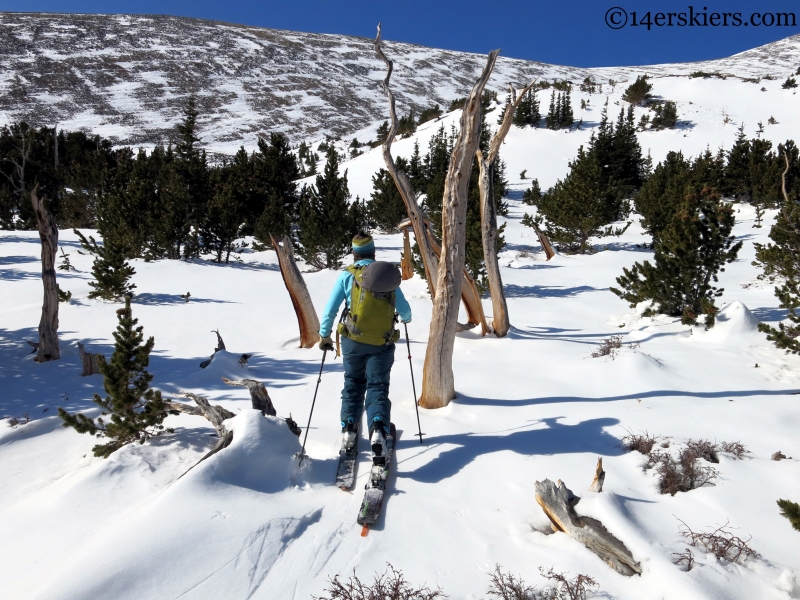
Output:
[299, 349, 327, 467]
[404, 322, 424, 444]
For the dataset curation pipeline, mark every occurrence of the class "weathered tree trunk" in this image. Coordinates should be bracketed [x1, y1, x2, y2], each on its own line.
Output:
[477, 82, 537, 337]
[589, 457, 605, 492]
[77, 342, 104, 376]
[270, 234, 320, 348]
[222, 377, 277, 416]
[423, 220, 488, 335]
[418, 50, 499, 408]
[535, 479, 641, 576]
[175, 392, 236, 477]
[532, 220, 556, 260]
[400, 227, 414, 280]
[782, 149, 790, 204]
[31, 188, 60, 362]
[374, 25, 440, 297]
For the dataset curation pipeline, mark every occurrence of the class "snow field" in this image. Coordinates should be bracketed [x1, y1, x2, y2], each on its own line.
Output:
[1, 67, 800, 599]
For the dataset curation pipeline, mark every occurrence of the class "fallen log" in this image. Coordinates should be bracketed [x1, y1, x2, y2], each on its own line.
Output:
[77, 342, 104, 376]
[270, 233, 321, 349]
[589, 457, 605, 493]
[222, 377, 277, 417]
[535, 478, 641, 577]
[530, 221, 556, 260]
[175, 391, 236, 478]
[165, 401, 205, 417]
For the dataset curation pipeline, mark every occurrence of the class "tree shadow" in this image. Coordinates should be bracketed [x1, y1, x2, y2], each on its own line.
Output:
[0, 255, 38, 266]
[507, 263, 562, 271]
[396, 416, 623, 484]
[454, 387, 798, 409]
[503, 284, 602, 299]
[751, 307, 788, 322]
[194, 259, 280, 272]
[133, 293, 235, 306]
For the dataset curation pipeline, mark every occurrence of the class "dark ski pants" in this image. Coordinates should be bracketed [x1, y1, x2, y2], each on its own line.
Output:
[340, 336, 395, 428]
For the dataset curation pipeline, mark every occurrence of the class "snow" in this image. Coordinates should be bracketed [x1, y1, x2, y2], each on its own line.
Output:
[2, 30, 800, 600]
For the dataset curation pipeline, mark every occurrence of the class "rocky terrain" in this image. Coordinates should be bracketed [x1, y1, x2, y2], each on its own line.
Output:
[0, 12, 799, 151]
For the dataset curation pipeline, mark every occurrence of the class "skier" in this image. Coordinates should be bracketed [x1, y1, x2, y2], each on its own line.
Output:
[318, 232, 412, 460]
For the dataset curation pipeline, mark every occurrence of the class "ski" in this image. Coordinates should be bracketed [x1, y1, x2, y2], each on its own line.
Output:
[335, 427, 360, 490]
[357, 423, 397, 536]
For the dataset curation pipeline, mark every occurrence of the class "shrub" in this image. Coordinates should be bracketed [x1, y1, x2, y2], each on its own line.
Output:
[677, 519, 758, 563]
[313, 563, 446, 600]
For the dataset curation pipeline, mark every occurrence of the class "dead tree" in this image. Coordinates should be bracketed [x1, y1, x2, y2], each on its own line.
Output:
[400, 227, 414, 280]
[31, 188, 60, 362]
[535, 479, 641, 577]
[416, 50, 499, 408]
[175, 392, 236, 477]
[422, 219, 488, 334]
[222, 377, 277, 416]
[477, 81, 536, 336]
[77, 342, 103, 376]
[374, 25, 440, 297]
[270, 233, 320, 348]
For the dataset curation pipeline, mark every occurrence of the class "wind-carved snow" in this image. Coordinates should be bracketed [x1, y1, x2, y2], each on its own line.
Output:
[1, 12, 799, 151]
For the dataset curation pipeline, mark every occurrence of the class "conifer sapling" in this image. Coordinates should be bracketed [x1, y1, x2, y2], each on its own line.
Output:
[58, 297, 172, 457]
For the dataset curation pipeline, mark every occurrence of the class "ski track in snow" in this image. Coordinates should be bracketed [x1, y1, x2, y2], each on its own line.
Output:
[2, 15, 800, 600]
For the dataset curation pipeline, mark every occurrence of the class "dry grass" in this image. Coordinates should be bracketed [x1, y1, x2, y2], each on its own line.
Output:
[621, 429, 658, 455]
[672, 548, 695, 571]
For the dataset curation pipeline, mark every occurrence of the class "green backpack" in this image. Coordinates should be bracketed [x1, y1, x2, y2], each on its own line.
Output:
[337, 264, 400, 346]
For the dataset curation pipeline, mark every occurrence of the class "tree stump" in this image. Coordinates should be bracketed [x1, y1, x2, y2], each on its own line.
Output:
[401, 227, 414, 280]
[534, 479, 641, 577]
[222, 377, 277, 416]
[589, 457, 605, 492]
[77, 342, 104, 376]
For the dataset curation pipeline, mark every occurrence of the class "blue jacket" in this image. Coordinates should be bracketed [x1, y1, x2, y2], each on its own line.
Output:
[319, 259, 412, 338]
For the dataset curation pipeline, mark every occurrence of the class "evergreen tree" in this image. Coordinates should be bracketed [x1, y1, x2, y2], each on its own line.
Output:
[523, 147, 628, 254]
[296, 147, 354, 269]
[369, 157, 409, 233]
[252, 133, 301, 244]
[203, 148, 247, 263]
[374, 121, 390, 146]
[545, 91, 558, 129]
[522, 179, 542, 205]
[560, 89, 574, 128]
[408, 140, 425, 194]
[612, 188, 742, 327]
[724, 125, 752, 200]
[58, 297, 170, 458]
[634, 151, 693, 244]
[75, 226, 137, 301]
[512, 89, 541, 127]
[753, 196, 800, 354]
[650, 101, 679, 129]
[622, 75, 653, 106]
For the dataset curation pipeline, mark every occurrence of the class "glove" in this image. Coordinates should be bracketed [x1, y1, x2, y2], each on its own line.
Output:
[319, 336, 334, 351]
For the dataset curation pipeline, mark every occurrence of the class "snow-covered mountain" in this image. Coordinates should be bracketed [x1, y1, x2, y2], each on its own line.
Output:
[1, 12, 799, 152]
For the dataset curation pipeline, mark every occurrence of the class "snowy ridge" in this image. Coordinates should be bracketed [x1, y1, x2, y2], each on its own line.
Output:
[1, 12, 799, 152]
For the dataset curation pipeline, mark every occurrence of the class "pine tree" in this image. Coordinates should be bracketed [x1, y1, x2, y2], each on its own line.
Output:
[777, 499, 800, 531]
[622, 75, 653, 106]
[203, 148, 247, 263]
[634, 151, 693, 245]
[522, 179, 542, 205]
[369, 157, 409, 233]
[75, 230, 136, 300]
[545, 91, 558, 129]
[58, 297, 170, 458]
[560, 89, 574, 128]
[753, 193, 800, 354]
[296, 147, 354, 269]
[251, 133, 301, 244]
[650, 101, 679, 129]
[724, 125, 752, 200]
[612, 188, 742, 327]
[523, 147, 628, 254]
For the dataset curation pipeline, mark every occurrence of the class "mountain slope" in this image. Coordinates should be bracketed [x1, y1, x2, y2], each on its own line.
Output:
[1, 12, 799, 151]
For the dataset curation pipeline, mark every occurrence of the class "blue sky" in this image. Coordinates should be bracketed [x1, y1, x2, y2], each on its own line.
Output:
[3, 0, 799, 67]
